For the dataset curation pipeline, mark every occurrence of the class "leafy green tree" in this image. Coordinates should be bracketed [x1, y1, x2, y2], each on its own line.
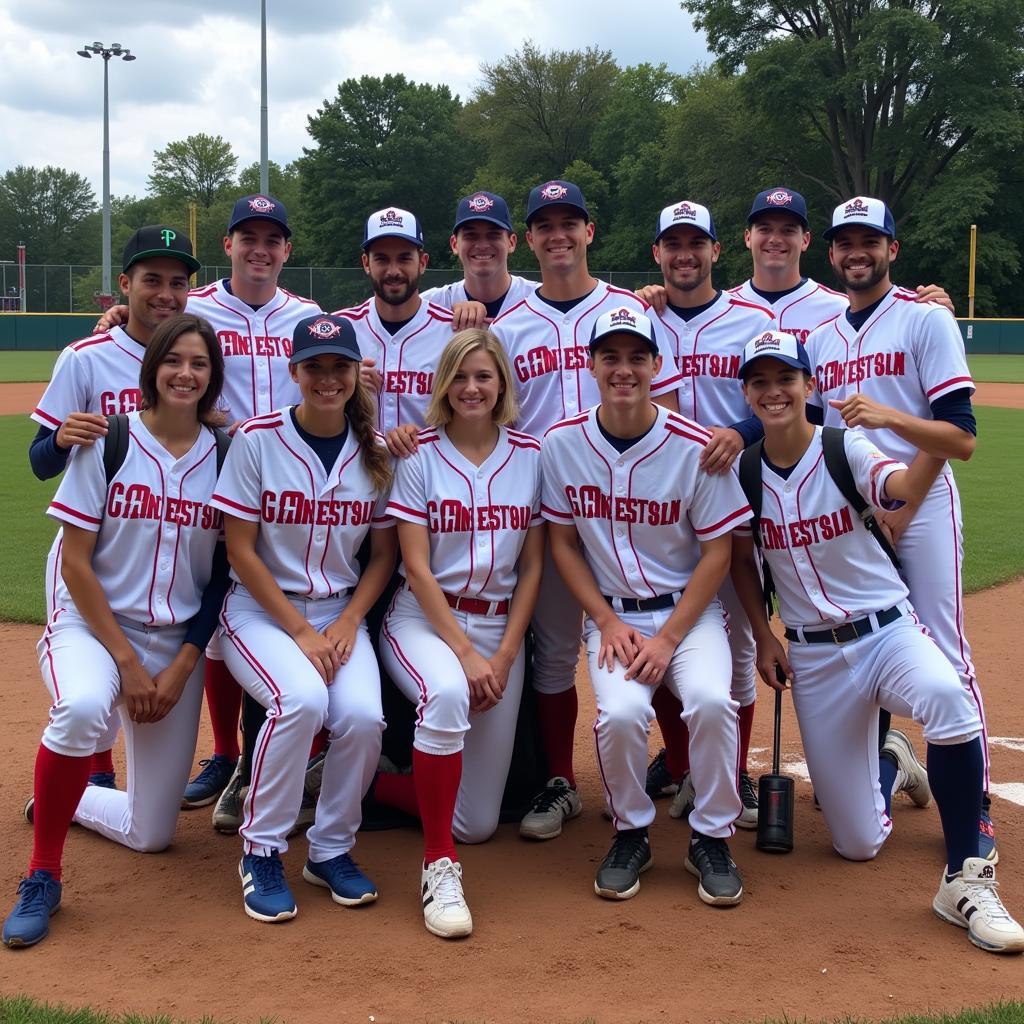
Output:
[0, 165, 96, 264]
[147, 133, 238, 209]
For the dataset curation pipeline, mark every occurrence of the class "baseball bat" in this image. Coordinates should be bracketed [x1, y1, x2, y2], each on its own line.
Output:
[756, 678, 795, 854]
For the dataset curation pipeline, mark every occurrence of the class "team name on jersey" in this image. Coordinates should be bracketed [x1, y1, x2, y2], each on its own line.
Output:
[385, 369, 434, 395]
[758, 506, 854, 550]
[565, 485, 682, 526]
[106, 483, 222, 529]
[677, 352, 741, 379]
[259, 490, 377, 526]
[100, 388, 142, 415]
[513, 345, 589, 383]
[816, 351, 906, 394]
[426, 500, 533, 534]
[218, 330, 293, 358]
[781, 327, 811, 344]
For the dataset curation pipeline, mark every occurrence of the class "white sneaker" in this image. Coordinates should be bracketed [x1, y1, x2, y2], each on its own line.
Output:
[933, 858, 1024, 953]
[421, 858, 472, 939]
[519, 777, 582, 840]
[883, 729, 931, 808]
[668, 771, 696, 820]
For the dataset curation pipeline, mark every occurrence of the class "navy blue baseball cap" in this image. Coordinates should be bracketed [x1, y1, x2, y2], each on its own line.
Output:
[289, 314, 362, 365]
[748, 187, 809, 228]
[823, 196, 897, 241]
[453, 191, 513, 233]
[227, 194, 292, 238]
[525, 180, 589, 225]
[738, 330, 812, 379]
[362, 206, 424, 250]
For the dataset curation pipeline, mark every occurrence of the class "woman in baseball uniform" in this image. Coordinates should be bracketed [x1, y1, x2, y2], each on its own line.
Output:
[377, 328, 544, 939]
[211, 313, 395, 923]
[731, 330, 1024, 954]
[3, 314, 229, 949]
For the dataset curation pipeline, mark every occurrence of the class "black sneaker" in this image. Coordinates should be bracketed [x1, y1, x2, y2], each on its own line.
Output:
[645, 748, 679, 798]
[594, 828, 653, 900]
[735, 770, 759, 829]
[685, 831, 743, 906]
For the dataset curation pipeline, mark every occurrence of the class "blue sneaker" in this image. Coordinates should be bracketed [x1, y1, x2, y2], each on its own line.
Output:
[3, 871, 62, 948]
[183, 754, 237, 809]
[980, 803, 998, 864]
[303, 853, 378, 907]
[239, 852, 297, 922]
[88, 771, 116, 789]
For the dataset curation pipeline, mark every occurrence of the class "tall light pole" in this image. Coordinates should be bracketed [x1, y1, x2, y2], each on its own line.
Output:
[77, 41, 136, 302]
[260, 0, 269, 194]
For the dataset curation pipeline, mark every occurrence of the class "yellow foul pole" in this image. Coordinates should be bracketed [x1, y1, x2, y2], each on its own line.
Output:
[968, 223, 977, 319]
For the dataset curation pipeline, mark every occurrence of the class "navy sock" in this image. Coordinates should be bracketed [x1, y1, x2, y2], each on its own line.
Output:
[878, 709, 892, 751]
[927, 738, 984, 877]
[879, 750, 898, 817]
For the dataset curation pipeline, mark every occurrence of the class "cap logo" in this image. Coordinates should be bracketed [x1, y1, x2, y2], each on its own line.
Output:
[609, 309, 638, 328]
[672, 203, 697, 220]
[160, 229, 177, 247]
[540, 183, 568, 201]
[467, 194, 494, 213]
[248, 196, 275, 213]
[844, 198, 870, 217]
[307, 318, 343, 339]
[752, 332, 781, 353]
[379, 209, 404, 228]
[766, 190, 793, 207]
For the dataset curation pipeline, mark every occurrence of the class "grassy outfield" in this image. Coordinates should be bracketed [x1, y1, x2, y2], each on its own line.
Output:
[0, 349, 59, 382]
[968, 354, 1024, 383]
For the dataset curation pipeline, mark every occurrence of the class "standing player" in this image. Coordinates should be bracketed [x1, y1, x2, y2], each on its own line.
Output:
[730, 330, 1023, 953]
[542, 309, 750, 904]
[807, 197, 995, 859]
[376, 329, 544, 938]
[211, 313, 396, 922]
[3, 314, 228, 948]
[489, 180, 682, 840]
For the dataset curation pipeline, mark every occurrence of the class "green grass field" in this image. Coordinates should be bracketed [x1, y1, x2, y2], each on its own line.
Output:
[966, 354, 1024, 383]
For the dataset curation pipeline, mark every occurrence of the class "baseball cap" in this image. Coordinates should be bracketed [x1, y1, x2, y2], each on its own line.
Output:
[822, 196, 896, 241]
[738, 330, 812, 379]
[525, 180, 589, 225]
[748, 187, 809, 228]
[589, 307, 659, 355]
[654, 200, 717, 243]
[227, 194, 292, 238]
[289, 314, 363, 365]
[362, 207, 424, 250]
[122, 225, 201, 276]
[453, 191, 513, 233]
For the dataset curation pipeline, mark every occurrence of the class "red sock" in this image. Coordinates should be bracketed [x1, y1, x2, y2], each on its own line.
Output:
[309, 729, 328, 760]
[413, 748, 461, 864]
[90, 748, 114, 776]
[374, 772, 419, 818]
[29, 744, 92, 880]
[652, 686, 689, 779]
[536, 688, 577, 787]
[204, 659, 241, 761]
[738, 701, 756, 775]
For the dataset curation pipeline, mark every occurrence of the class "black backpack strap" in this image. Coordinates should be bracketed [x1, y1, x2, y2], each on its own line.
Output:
[737, 439, 776, 616]
[212, 427, 231, 472]
[820, 426, 902, 571]
[103, 414, 130, 486]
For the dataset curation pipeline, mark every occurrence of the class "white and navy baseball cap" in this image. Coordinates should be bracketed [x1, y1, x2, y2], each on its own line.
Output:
[525, 180, 589, 225]
[654, 200, 717, 243]
[227, 194, 292, 238]
[589, 307, 659, 354]
[747, 187, 809, 228]
[289, 314, 363, 365]
[822, 196, 896, 241]
[453, 191, 513, 233]
[738, 330, 812, 379]
[362, 207, 424, 250]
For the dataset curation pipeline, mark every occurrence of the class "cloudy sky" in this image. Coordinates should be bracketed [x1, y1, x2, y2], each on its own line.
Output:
[0, 0, 709, 201]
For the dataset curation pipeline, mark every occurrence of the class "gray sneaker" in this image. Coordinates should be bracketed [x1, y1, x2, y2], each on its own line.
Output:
[594, 828, 652, 900]
[212, 760, 248, 834]
[685, 831, 743, 906]
[519, 776, 582, 840]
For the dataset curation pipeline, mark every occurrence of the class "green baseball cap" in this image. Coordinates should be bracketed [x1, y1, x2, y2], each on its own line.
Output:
[122, 225, 201, 275]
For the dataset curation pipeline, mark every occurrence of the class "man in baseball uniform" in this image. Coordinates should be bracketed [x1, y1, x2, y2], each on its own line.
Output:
[489, 180, 682, 840]
[806, 196, 995, 860]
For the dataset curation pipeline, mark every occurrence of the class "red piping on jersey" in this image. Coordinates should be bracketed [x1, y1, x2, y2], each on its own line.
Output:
[728, 297, 773, 316]
[433, 444, 476, 594]
[386, 500, 429, 520]
[109, 337, 145, 364]
[275, 430, 319, 596]
[212, 492, 261, 517]
[795, 452, 850, 618]
[869, 459, 898, 509]
[762, 478, 828, 622]
[848, 294, 901, 395]
[684, 304, 733, 421]
[693, 504, 753, 537]
[926, 375, 973, 398]
[580, 422, 634, 594]
[167, 438, 219, 623]
[318, 444, 362, 593]
[541, 502, 573, 520]
[478, 440, 518, 596]
[33, 407, 62, 428]
[544, 411, 588, 437]
[69, 333, 113, 352]
[49, 500, 102, 527]
[623, 431, 674, 596]
[130, 429, 171, 625]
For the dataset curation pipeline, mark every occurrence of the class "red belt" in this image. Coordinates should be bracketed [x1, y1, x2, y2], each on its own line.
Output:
[444, 592, 510, 616]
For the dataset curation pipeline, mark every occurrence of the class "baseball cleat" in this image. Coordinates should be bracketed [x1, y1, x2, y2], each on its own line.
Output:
[23, 796, 34, 826]
[933, 858, 1024, 953]
[668, 771, 696, 820]
[686, 831, 743, 907]
[183, 754, 237, 809]
[735, 771, 759, 830]
[421, 857, 472, 939]
[212, 761, 247, 833]
[645, 748, 680, 798]
[594, 828, 652, 900]
[303, 853, 378, 906]
[2, 871, 62, 948]
[239, 852, 297, 923]
[519, 777, 582, 840]
[882, 729, 931, 808]
[979, 796, 998, 864]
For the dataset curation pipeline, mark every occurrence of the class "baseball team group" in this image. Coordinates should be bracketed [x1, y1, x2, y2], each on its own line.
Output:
[4, 176, 1022, 957]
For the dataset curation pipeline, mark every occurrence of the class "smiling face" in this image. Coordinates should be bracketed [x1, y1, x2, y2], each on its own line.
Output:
[652, 225, 720, 298]
[526, 207, 594, 276]
[120, 257, 191, 340]
[451, 222, 516, 283]
[362, 236, 428, 306]
[445, 346, 504, 424]
[829, 226, 899, 293]
[589, 334, 661, 411]
[741, 358, 814, 431]
[225, 220, 292, 293]
[153, 330, 212, 412]
[290, 354, 359, 416]
[745, 212, 810, 279]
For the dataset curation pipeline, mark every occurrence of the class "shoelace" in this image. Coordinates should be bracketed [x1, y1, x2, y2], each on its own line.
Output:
[430, 862, 465, 908]
[17, 875, 56, 912]
[192, 758, 227, 783]
[739, 773, 757, 803]
[965, 875, 1015, 924]
[331, 855, 361, 880]
[530, 784, 568, 813]
[694, 836, 733, 874]
[251, 855, 287, 894]
[607, 833, 648, 869]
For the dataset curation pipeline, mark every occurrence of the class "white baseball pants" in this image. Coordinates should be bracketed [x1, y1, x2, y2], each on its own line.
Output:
[530, 540, 583, 695]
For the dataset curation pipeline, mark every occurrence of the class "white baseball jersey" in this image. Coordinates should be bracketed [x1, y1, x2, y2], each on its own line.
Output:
[806, 286, 974, 466]
[187, 280, 320, 422]
[490, 283, 683, 438]
[386, 425, 542, 602]
[210, 409, 392, 598]
[541, 406, 751, 598]
[332, 298, 454, 434]
[48, 412, 222, 625]
[656, 293, 774, 426]
[422, 275, 538, 320]
[33, 327, 146, 429]
[728, 278, 847, 345]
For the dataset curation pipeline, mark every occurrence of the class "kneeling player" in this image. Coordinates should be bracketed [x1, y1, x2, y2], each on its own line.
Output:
[542, 309, 750, 906]
[731, 330, 1024, 954]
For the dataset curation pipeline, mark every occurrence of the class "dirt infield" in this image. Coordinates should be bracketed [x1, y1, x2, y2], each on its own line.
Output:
[1, 579, 1023, 1024]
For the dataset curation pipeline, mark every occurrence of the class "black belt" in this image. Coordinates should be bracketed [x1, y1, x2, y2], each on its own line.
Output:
[284, 588, 351, 601]
[786, 605, 903, 645]
[603, 590, 683, 613]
